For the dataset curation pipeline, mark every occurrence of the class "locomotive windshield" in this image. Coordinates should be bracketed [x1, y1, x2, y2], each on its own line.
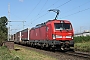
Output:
[54, 23, 72, 30]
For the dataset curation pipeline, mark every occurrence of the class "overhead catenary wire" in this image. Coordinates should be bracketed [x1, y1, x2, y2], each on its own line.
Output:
[24, 0, 41, 20]
[30, 0, 71, 24]
[35, 0, 72, 19]
[30, 12, 49, 24]
[11, 0, 90, 20]
[30, 0, 60, 24]
[58, 0, 90, 19]
[35, 0, 48, 15]
[62, 0, 90, 14]
[15, 0, 71, 23]
[10, 0, 56, 24]
[60, 7, 90, 18]
[30, 0, 48, 23]
[47, 0, 60, 9]
[56, 0, 72, 8]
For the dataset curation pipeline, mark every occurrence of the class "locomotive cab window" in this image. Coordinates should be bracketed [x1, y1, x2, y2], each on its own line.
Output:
[54, 23, 72, 30]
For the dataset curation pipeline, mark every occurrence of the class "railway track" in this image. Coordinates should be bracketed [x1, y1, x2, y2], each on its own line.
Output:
[65, 51, 90, 59]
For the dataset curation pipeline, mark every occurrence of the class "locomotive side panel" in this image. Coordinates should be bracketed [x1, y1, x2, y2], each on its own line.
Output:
[39, 26, 47, 40]
[21, 28, 30, 41]
[30, 26, 47, 40]
[21, 32, 28, 40]
[30, 29, 36, 40]
[21, 29, 28, 40]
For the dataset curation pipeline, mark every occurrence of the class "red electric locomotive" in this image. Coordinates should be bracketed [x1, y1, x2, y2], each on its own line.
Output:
[30, 19, 74, 50]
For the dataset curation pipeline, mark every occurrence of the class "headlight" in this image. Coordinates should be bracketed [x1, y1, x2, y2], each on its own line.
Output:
[66, 36, 71, 38]
[52, 34, 62, 39]
[56, 35, 62, 38]
[72, 37, 73, 39]
[52, 34, 56, 39]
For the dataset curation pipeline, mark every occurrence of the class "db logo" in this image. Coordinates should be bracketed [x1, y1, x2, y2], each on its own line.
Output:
[63, 36, 65, 38]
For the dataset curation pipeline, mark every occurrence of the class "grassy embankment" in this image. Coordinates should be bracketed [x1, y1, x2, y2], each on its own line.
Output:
[74, 36, 90, 52]
[0, 45, 57, 60]
[0, 46, 13, 60]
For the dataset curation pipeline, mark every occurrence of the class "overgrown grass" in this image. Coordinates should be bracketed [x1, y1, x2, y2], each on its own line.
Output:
[0, 46, 13, 60]
[74, 36, 90, 52]
[74, 41, 90, 52]
[0, 45, 57, 60]
[10, 45, 57, 60]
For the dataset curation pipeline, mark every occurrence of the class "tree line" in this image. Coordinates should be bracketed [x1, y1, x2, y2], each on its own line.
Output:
[0, 16, 8, 46]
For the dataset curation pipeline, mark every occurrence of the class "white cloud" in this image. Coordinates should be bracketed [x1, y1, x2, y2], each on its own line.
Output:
[19, 0, 24, 2]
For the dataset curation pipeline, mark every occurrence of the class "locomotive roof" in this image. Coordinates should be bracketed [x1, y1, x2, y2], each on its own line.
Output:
[31, 19, 71, 29]
[46, 19, 70, 23]
[31, 22, 46, 29]
[31, 20, 54, 29]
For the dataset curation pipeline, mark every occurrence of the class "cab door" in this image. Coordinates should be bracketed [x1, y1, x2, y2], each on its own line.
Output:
[46, 24, 52, 40]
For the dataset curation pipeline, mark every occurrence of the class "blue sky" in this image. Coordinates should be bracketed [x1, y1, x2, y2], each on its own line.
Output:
[0, 0, 90, 34]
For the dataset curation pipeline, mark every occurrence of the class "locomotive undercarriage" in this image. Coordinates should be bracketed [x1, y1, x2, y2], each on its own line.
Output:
[48, 40, 74, 51]
[13, 37, 73, 51]
[16, 40, 74, 51]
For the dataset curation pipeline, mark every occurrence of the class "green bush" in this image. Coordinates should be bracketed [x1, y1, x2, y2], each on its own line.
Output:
[74, 36, 90, 43]
[0, 16, 8, 46]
